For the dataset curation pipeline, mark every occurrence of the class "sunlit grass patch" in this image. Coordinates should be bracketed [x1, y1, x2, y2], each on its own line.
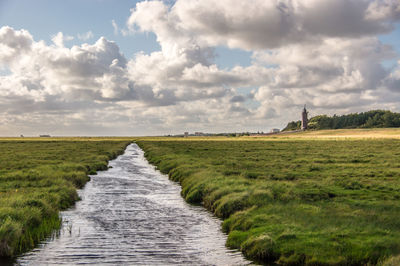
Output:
[136, 137, 400, 265]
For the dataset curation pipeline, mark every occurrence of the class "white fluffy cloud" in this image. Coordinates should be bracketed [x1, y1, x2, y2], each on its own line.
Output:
[124, 0, 400, 129]
[0, 27, 128, 101]
[0, 26, 33, 64]
[1, 0, 400, 135]
[51, 32, 74, 47]
[128, 0, 400, 50]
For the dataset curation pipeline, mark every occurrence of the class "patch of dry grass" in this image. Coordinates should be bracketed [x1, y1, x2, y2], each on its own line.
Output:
[273, 128, 400, 139]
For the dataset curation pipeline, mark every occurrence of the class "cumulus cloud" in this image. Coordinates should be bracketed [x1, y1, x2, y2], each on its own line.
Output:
[249, 36, 399, 122]
[0, 26, 33, 64]
[383, 60, 400, 91]
[254, 37, 394, 91]
[0, 27, 128, 102]
[1, 0, 400, 135]
[125, 0, 400, 125]
[51, 32, 74, 47]
[366, 0, 400, 21]
[0, 26, 245, 135]
[128, 0, 400, 50]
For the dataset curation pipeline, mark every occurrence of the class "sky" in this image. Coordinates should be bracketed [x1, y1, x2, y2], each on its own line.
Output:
[0, 0, 400, 136]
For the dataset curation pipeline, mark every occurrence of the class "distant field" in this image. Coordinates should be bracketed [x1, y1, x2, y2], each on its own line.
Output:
[0, 139, 131, 257]
[274, 128, 400, 139]
[0, 137, 135, 141]
[137, 133, 400, 265]
[138, 128, 400, 142]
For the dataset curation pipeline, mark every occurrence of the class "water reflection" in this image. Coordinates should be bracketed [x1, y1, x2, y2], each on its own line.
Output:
[17, 144, 250, 265]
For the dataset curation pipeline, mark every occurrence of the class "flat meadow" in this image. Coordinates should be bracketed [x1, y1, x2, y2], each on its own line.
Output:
[0, 138, 132, 258]
[136, 130, 400, 265]
[2, 131, 400, 265]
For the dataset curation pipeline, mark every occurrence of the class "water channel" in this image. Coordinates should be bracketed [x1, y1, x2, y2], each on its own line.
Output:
[16, 144, 250, 265]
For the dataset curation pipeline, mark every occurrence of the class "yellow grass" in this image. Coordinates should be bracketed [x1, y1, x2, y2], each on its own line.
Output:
[2, 128, 400, 143]
[273, 128, 400, 139]
[381, 255, 400, 266]
[135, 128, 400, 142]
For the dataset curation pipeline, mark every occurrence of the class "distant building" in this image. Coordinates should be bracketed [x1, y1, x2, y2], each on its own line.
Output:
[184, 132, 189, 137]
[194, 132, 204, 136]
[301, 105, 308, 130]
[270, 128, 280, 133]
[20, 134, 24, 138]
[39, 134, 51, 137]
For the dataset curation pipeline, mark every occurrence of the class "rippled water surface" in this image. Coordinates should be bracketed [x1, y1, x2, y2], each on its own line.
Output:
[16, 144, 249, 265]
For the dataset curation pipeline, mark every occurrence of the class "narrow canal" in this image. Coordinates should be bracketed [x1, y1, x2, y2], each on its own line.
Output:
[17, 144, 249, 265]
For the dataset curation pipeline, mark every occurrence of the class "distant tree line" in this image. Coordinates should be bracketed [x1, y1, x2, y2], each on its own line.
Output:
[282, 110, 400, 131]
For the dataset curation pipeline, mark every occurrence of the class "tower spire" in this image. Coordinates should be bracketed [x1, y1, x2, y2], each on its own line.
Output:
[301, 105, 308, 130]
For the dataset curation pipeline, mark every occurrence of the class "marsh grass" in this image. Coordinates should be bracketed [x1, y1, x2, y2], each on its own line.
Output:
[137, 138, 400, 265]
[0, 139, 131, 257]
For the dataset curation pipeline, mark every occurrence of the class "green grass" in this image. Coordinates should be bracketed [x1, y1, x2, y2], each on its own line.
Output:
[0, 139, 131, 257]
[136, 138, 400, 265]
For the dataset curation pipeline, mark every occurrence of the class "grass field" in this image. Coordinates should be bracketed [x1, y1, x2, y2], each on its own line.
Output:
[0, 139, 131, 257]
[136, 131, 400, 265]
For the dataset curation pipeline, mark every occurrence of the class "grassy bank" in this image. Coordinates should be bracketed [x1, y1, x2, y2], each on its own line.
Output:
[0, 139, 131, 257]
[136, 137, 400, 265]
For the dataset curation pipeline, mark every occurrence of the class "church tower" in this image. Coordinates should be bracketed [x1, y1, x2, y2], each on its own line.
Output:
[301, 105, 308, 130]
